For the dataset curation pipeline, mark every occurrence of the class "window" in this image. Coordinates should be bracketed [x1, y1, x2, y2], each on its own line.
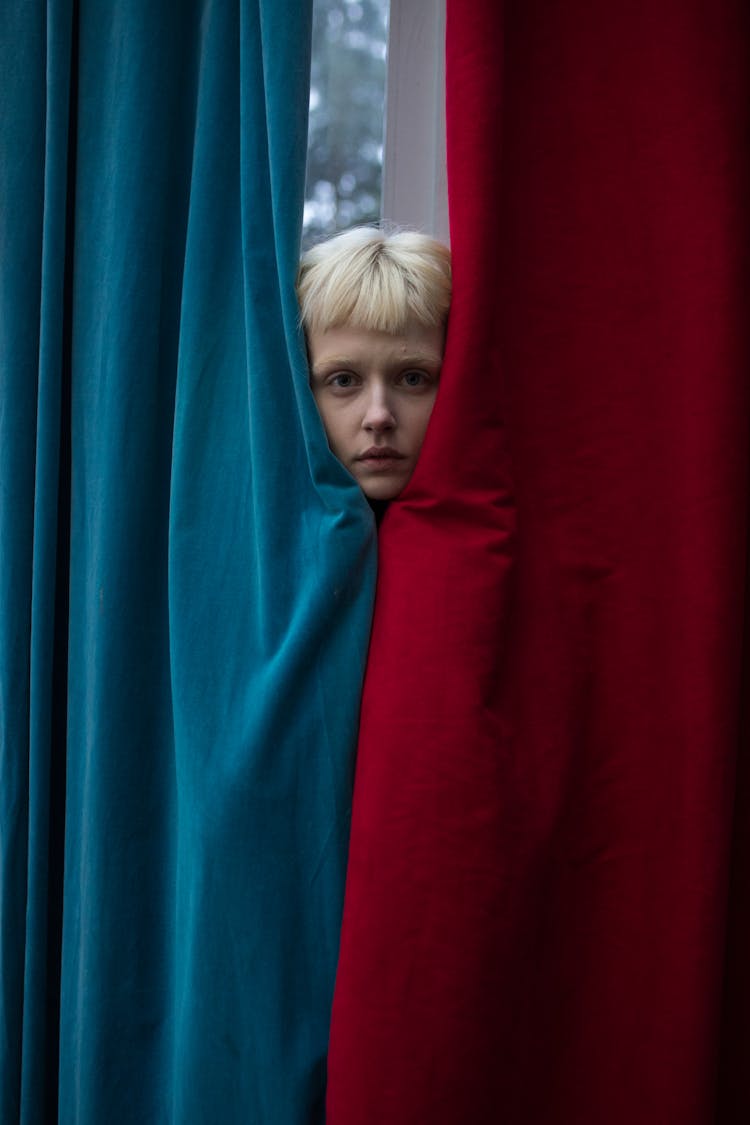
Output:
[304, 0, 447, 248]
[303, 0, 390, 247]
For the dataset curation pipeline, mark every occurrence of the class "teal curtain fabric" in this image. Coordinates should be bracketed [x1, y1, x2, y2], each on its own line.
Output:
[0, 2, 376, 1121]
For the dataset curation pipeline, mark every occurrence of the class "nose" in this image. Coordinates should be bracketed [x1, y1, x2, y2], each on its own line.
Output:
[362, 385, 396, 433]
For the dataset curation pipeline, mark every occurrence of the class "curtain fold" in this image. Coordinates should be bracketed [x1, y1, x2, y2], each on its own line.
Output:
[2, 3, 75, 1120]
[1, 2, 376, 1122]
[327, 2, 750, 1122]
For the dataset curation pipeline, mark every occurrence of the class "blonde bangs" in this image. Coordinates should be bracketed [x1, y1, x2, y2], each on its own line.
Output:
[298, 227, 451, 337]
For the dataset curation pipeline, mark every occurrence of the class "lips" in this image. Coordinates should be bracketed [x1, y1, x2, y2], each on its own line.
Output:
[356, 447, 406, 462]
[355, 447, 408, 474]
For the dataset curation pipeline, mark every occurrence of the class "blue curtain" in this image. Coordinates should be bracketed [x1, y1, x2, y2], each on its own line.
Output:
[0, 2, 376, 1121]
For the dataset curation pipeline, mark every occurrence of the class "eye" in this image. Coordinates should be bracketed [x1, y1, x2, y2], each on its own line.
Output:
[401, 370, 430, 388]
[328, 371, 358, 390]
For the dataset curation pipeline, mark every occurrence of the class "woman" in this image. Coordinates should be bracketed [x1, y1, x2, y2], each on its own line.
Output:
[297, 226, 451, 502]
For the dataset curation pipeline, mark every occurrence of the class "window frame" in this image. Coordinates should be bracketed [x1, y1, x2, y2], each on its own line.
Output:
[381, 0, 448, 243]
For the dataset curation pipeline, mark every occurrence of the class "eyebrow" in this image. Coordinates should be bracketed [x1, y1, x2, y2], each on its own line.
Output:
[311, 353, 443, 376]
[397, 353, 443, 368]
[310, 357, 355, 375]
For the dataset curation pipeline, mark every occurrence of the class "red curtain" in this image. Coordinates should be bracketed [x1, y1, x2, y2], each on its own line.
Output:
[327, 2, 750, 1122]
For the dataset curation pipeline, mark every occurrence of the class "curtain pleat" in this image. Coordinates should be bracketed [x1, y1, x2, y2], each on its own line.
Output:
[1, 3, 75, 1120]
[327, 2, 750, 1122]
[1, 3, 376, 1122]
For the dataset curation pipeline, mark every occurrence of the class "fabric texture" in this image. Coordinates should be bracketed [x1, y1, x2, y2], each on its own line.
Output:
[0, 3, 376, 1122]
[327, 2, 750, 1122]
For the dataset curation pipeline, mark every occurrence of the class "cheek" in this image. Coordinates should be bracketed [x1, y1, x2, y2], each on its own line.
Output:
[313, 398, 355, 453]
[405, 397, 438, 445]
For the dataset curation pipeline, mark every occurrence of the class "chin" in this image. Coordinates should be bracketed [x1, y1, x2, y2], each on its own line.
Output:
[354, 462, 415, 502]
[360, 477, 409, 502]
[363, 487, 400, 502]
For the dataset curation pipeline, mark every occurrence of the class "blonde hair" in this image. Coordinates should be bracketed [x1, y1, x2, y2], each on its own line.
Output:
[297, 226, 451, 336]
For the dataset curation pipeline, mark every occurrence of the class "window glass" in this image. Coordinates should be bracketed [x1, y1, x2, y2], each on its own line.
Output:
[303, 0, 390, 248]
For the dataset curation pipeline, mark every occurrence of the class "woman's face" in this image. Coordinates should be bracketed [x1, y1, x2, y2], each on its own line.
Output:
[308, 321, 444, 501]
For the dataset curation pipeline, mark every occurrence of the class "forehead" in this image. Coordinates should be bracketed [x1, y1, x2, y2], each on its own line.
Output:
[308, 322, 444, 367]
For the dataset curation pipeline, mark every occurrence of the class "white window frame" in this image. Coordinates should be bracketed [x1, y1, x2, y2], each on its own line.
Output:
[381, 0, 448, 243]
